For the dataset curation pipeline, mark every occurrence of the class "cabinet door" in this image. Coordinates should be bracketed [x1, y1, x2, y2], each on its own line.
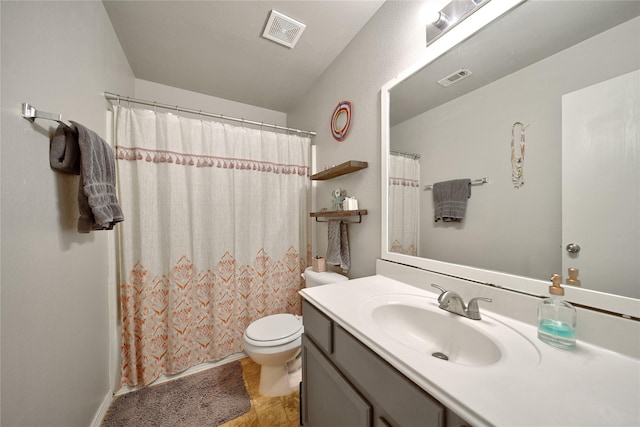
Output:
[302, 336, 371, 427]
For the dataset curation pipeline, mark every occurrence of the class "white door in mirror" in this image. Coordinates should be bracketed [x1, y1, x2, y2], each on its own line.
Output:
[561, 70, 640, 299]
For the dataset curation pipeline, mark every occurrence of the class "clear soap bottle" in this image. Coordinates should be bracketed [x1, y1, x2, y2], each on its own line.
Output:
[537, 274, 577, 349]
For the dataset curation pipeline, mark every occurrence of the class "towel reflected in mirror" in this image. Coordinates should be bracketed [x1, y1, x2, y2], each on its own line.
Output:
[433, 179, 471, 222]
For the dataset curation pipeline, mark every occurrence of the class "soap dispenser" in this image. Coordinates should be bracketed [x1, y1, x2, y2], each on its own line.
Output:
[537, 274, 577, 349]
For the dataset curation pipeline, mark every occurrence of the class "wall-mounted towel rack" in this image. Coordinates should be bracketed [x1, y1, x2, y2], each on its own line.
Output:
[423, 177, 488, 191]
[21, 103, 73, 129]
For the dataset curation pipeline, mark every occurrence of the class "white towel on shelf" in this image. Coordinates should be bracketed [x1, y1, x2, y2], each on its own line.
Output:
[326, 220, 350, 272]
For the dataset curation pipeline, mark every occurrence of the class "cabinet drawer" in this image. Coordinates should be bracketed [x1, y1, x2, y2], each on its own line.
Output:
[302, 300, 333, 354]
[334, 325, 445, 427]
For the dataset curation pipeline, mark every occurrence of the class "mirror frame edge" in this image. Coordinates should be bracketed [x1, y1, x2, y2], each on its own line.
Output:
[380, 0, 640, 319]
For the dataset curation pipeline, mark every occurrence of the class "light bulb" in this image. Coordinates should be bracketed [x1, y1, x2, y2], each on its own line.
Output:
[432, 11, 451, 29]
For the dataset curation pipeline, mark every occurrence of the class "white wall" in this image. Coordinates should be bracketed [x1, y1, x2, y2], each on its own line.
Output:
[287, 1, 430, 278]
[0, 2, 134, 426]
[134, 78, 287, 126]
[391, 17, 640, 281]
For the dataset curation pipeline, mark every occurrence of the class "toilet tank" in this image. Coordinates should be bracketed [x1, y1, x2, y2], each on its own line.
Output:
[304, 267, 348, 287]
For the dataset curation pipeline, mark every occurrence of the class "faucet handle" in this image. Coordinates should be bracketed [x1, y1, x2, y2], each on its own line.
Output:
[466, 297, 492, 320]
[430, 284, 448, 302]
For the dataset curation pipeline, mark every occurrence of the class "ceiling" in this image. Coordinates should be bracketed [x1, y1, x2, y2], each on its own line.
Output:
[102, 1, 385, 113]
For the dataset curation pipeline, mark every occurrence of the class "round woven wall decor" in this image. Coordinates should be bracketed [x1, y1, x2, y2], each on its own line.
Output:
[330, 101, 352, 142]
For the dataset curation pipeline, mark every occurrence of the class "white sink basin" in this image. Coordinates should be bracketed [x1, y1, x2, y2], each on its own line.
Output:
[372, 303, 502, 366]
[361, 293, 540, 368]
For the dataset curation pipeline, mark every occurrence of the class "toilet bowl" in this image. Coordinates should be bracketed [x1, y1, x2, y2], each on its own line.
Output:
[242, 267, 348, 396]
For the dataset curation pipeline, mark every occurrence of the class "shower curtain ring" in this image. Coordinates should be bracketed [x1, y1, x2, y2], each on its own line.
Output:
[153, 101, 157, 113]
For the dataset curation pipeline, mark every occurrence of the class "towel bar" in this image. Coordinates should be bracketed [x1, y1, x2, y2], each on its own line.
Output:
[423, 177, 488, 191]
[21, 102, 73, 130]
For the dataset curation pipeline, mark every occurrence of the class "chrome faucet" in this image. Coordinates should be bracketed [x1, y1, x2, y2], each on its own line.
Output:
[431, 284, 492, 320]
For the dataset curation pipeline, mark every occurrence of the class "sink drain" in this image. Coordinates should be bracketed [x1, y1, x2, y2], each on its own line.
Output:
[432, 352, 449, 361]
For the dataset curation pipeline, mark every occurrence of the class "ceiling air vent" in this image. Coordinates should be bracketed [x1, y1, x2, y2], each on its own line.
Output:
[437, 68, 472, 87]
[262, 10, 306, 49]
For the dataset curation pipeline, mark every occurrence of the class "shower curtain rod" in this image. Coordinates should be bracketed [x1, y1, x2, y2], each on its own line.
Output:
[104, 92, 317, 137]
[390, 150, 421, 160]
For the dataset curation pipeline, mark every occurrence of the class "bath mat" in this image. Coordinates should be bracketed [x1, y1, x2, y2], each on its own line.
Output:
[101, 361, 251, 427]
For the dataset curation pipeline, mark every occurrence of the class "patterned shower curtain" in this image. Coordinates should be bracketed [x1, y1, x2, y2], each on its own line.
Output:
[389, 154, 420, 256]
[114, 106, 310, 387]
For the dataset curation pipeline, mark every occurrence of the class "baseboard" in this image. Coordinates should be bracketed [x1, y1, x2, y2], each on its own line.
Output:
[90, 390, 114, 427]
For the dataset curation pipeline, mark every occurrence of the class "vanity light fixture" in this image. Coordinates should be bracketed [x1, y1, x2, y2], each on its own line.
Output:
[432, 11, 452, 30]
[427, 0, 491, 46]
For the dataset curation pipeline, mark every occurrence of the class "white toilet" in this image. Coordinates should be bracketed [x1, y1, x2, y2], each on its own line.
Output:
[242, 267, 348, 396]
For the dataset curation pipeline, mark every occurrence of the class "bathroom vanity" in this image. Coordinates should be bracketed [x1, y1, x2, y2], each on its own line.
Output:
[302, 298, 469, 427]
[299, 270, 640, 427]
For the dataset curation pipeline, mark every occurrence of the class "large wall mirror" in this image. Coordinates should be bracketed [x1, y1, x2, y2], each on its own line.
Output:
[381, 0, 640, 317]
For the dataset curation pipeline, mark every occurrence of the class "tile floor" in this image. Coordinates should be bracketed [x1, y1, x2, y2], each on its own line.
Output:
[220, 358, 300, 427]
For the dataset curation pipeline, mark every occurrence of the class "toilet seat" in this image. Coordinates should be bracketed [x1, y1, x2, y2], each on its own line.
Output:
[244, 314, 303, 347]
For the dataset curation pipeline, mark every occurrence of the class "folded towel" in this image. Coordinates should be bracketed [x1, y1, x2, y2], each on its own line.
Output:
[50, 125, 80, 174]
[326, 220, 350, 272]
[50, 122, 124, 232]
[433, 179, 471, 222]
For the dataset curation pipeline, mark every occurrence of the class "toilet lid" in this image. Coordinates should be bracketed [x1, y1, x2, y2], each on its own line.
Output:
[245, 314, 302, 342]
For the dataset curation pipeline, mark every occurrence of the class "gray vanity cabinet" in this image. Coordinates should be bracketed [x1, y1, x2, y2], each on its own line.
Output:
[302, 300, 471, 427]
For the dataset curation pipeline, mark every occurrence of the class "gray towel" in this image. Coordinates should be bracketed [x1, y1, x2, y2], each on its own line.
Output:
[326, 220, 350, 272]
[50, 125, 80, 174]
[433, 179, 471, 222]
[50, 122, 124, 232]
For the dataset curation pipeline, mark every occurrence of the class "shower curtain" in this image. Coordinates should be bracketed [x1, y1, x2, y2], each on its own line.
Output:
[114, 106, 310, 387]
[388, 154, 420, 256]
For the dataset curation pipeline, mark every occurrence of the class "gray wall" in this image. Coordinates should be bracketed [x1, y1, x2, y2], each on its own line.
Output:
[1, 1, 134, 426]
[287, 1, 430, 278]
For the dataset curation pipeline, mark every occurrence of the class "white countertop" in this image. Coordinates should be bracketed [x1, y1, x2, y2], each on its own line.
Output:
[300, 275, 640, 427]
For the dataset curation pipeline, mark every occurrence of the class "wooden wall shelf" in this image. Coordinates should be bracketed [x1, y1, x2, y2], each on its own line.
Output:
[310, 209, 368, 223]
[311, 161, 368, 181]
